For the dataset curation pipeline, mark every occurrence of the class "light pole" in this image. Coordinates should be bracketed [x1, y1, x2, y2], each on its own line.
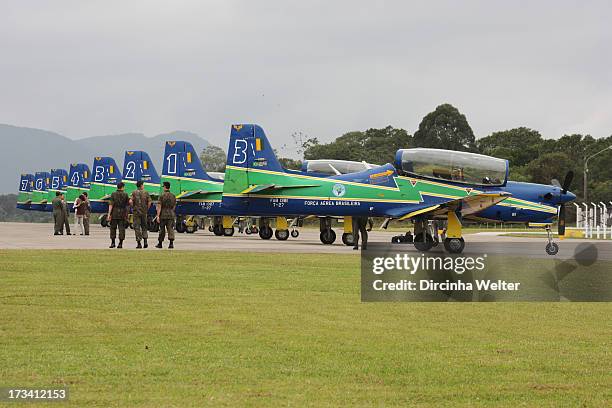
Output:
[584, 145, 612, 203]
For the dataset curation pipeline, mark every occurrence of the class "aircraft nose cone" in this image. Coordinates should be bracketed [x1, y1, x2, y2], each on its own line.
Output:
[562, 190, 576, 203]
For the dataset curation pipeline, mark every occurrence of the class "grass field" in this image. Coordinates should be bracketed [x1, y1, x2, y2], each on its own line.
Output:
[0, 250, 610, 407]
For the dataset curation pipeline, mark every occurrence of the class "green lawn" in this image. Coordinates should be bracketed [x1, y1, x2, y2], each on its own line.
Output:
[0, 250, 610, 407]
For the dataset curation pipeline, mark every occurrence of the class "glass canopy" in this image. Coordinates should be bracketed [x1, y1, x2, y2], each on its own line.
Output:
[395, 148, 508, 186]
[302, 159, 377, 175]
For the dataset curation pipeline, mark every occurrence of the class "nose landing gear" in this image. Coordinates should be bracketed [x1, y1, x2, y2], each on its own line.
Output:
[545, 225, 559, 255]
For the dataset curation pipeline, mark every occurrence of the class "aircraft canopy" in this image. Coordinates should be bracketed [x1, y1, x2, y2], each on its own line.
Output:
[302, 159, 377, 175]
[395, 148, 508, 187]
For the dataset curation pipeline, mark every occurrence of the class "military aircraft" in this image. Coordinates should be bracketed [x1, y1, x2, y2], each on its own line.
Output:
[30, 171, 52, 212]
[17, 174, 34, 210]
[65, 163, 92, 209]
[222, 124, 576, 254]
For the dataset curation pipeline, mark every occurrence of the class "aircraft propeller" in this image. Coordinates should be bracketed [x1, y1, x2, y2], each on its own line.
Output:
[556, 170, 574, 236]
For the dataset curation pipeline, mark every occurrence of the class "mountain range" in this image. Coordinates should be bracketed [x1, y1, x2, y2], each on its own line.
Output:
[0, 124, 209, 193]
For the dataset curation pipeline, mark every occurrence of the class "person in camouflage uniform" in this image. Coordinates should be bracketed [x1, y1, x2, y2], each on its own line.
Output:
[130, 180, 152, 249]
[156, 181, 177, 249]
[107, 182, 129, 248]
[82, 192, 91, 235]
[61, 194, 71, 235]
[51, 191, 64, 235]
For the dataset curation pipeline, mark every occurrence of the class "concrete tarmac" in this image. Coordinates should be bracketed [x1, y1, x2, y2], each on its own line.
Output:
[0, 222, 610, 259]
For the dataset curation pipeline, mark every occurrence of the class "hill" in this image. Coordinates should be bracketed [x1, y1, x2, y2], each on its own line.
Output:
[0, 124, 209, 193]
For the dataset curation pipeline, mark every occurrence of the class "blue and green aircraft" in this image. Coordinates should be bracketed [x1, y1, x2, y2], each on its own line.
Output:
[17, 174, 34, 210]
[221, 124, 576, 254]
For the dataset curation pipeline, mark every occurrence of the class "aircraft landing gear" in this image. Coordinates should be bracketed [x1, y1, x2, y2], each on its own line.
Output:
[224, 227, 235, 236]
[275, 229, 289, 240]
[341, 232, 354, 246]
[319, 217, 336, 245]
[414, 232, 435, 251]
[320, 229, 336, 245]
[175, 217, 187, 234]
[545, 225, 559, 255]
[100, 214, 109, 228]
[443, 237, 465, 254]
[413, 219, 435, 251]
[258, 218, 273, 240]
[291, 229, 299, 238]
[259, 226, 273, 240]
[213, 224, 224, 236]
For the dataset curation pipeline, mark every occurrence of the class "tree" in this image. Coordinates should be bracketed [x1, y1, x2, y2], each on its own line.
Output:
[304, 126, 412, 164]
[200, 145, 226, 172]
[525, 152, 575, 185]
[413, 104, 477, 152]
[278, 157, 302, 170]
[477, 127, 543, 166]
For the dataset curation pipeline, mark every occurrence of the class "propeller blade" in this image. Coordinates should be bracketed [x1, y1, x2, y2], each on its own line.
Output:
[558, 204, 566, 236]
[561, 171, 574, 194]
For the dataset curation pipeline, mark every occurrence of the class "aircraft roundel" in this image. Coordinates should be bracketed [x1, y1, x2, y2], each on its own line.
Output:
[332, 183, 346, 197]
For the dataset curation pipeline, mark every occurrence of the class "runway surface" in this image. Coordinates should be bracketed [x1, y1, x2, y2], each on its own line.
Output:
[0, 222, 611, 259]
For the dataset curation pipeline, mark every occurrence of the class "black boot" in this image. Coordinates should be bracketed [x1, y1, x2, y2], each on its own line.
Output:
[155, 241, 163, 248]
[54, 232, 60, 236]
[117, 240, 123, 249]
[143, 239, 148, 249]
[109, 239, 115, 248]
[136, 241, 142, 249]
[168, 240, 174, 249]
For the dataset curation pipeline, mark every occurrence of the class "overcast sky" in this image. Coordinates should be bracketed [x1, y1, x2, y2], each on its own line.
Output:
[1, 0, 611, 154]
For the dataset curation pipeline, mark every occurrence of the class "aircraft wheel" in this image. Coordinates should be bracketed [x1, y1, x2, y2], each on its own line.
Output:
[443, 238, 465, 254]
[224, 227, 235, 236]
[208, 226, 214, 232]
[545, 242, 559, 256]
[186, 224, 198, 234]
[275, 229, 289, 241]
[320, 229, 336, 245]
[413, 232, 434, 252]
[100, 214, 108, 228]
[175, 222, 186, 234]
[341, 232, 354, 246]
[259, 226, 273, 240]
[291, 229, 299, 238]
[245, 228, 252, 235]
[212, 225, 223, 236]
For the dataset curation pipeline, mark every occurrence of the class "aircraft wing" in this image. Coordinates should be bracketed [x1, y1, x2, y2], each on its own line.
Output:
[176, 190, 220, 199]
[239, 184, 320, 194]
[394, 192, 511, 221]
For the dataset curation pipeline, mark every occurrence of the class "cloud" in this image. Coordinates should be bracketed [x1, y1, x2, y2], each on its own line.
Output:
[1, 0, 611, 151]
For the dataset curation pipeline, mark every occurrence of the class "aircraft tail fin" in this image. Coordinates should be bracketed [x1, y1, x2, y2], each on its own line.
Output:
[226, 124, 283, 172]
[92, 157, 122, 185]
[49, 168, 69, 191]
[68, 163, 91, 188]
[123, 150, 161, 184]
[162, 141, 216, 181]
[19, 174, 34, 192]
[34, 171, 50, 191]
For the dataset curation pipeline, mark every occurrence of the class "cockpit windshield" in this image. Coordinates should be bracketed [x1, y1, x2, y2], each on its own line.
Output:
[395, 148, 508, 186]
[302, 160, 377, 176]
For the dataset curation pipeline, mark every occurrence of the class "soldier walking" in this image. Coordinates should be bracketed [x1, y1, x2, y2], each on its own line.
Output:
[52, 192, 64, 235]
[130, 180, 152, 249]
[156, 181, 177, 249]
[82, 192, 91, 235]
[352, 216, 369, 251]
[107, 182, 129, 248]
